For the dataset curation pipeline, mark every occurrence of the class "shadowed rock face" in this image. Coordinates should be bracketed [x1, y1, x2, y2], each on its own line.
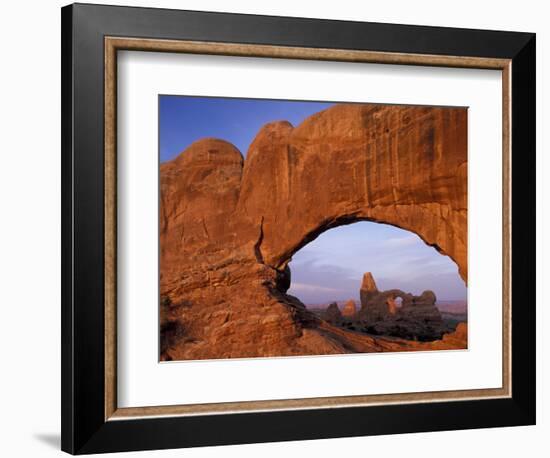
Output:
[323, 302, 342, 324]
[160, 104, 467, 360]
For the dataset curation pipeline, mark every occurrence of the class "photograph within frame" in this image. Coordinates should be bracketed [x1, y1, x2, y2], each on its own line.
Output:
[158, 95, 468, 362]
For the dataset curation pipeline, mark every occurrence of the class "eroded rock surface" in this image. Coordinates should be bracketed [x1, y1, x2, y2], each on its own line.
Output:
[160, 104, 468, 360]
[342, 300, 357, 318]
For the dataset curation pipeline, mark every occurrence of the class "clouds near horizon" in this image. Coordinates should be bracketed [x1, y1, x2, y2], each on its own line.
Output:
[287, 222, 466, 305]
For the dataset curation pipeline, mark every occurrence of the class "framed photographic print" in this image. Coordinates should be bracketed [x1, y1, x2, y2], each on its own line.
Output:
[61, 3, 536, 454]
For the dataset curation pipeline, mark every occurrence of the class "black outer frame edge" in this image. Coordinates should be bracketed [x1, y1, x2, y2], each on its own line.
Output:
[69, 2, 534, 58]
[510, 35, 536, 423]
[61, 4, 75, 455]
[61, 3, 536, 454]
[79, 398, 531, 455]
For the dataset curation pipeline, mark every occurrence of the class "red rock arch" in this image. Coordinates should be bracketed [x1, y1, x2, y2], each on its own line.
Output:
[237, 104, 467, 282]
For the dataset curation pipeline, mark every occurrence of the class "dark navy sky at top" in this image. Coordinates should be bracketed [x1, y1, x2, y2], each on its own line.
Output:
[159, 95, 335, 163]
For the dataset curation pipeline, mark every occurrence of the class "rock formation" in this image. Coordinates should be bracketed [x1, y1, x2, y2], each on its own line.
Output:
[313, 272, 454, 342]
[342, 299, 357, 317]
[361, 272, 378, 293]
[159, 103, 468, 360]
[323, 302, 343, 324]
[356, 272, 447, 341]
[359, 272, 439, 321]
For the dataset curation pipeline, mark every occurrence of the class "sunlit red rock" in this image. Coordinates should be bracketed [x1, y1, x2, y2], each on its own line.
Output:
[342, 299, 357, 318]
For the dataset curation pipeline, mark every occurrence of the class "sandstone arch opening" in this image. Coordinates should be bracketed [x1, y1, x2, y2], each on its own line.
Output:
[392, 297, 404, 311]
[285, 221, 467, 342]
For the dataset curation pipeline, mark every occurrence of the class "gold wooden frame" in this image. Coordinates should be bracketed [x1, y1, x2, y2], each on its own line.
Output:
[104, 37, 512, 421]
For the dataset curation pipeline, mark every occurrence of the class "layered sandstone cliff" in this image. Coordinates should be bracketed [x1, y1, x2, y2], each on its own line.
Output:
[159, 104, 468, 360]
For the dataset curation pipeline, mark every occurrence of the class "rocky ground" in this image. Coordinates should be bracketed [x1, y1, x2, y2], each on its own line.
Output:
[161, 290, 468, 361]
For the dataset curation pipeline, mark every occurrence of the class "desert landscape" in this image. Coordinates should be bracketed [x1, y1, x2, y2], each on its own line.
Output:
[159, 101, 468, 361]
[311, 272, 465, 342]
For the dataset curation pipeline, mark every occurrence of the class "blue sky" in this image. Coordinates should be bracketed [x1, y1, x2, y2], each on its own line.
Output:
[159, 96, 467, 304]
[159, 95, 334, 161]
